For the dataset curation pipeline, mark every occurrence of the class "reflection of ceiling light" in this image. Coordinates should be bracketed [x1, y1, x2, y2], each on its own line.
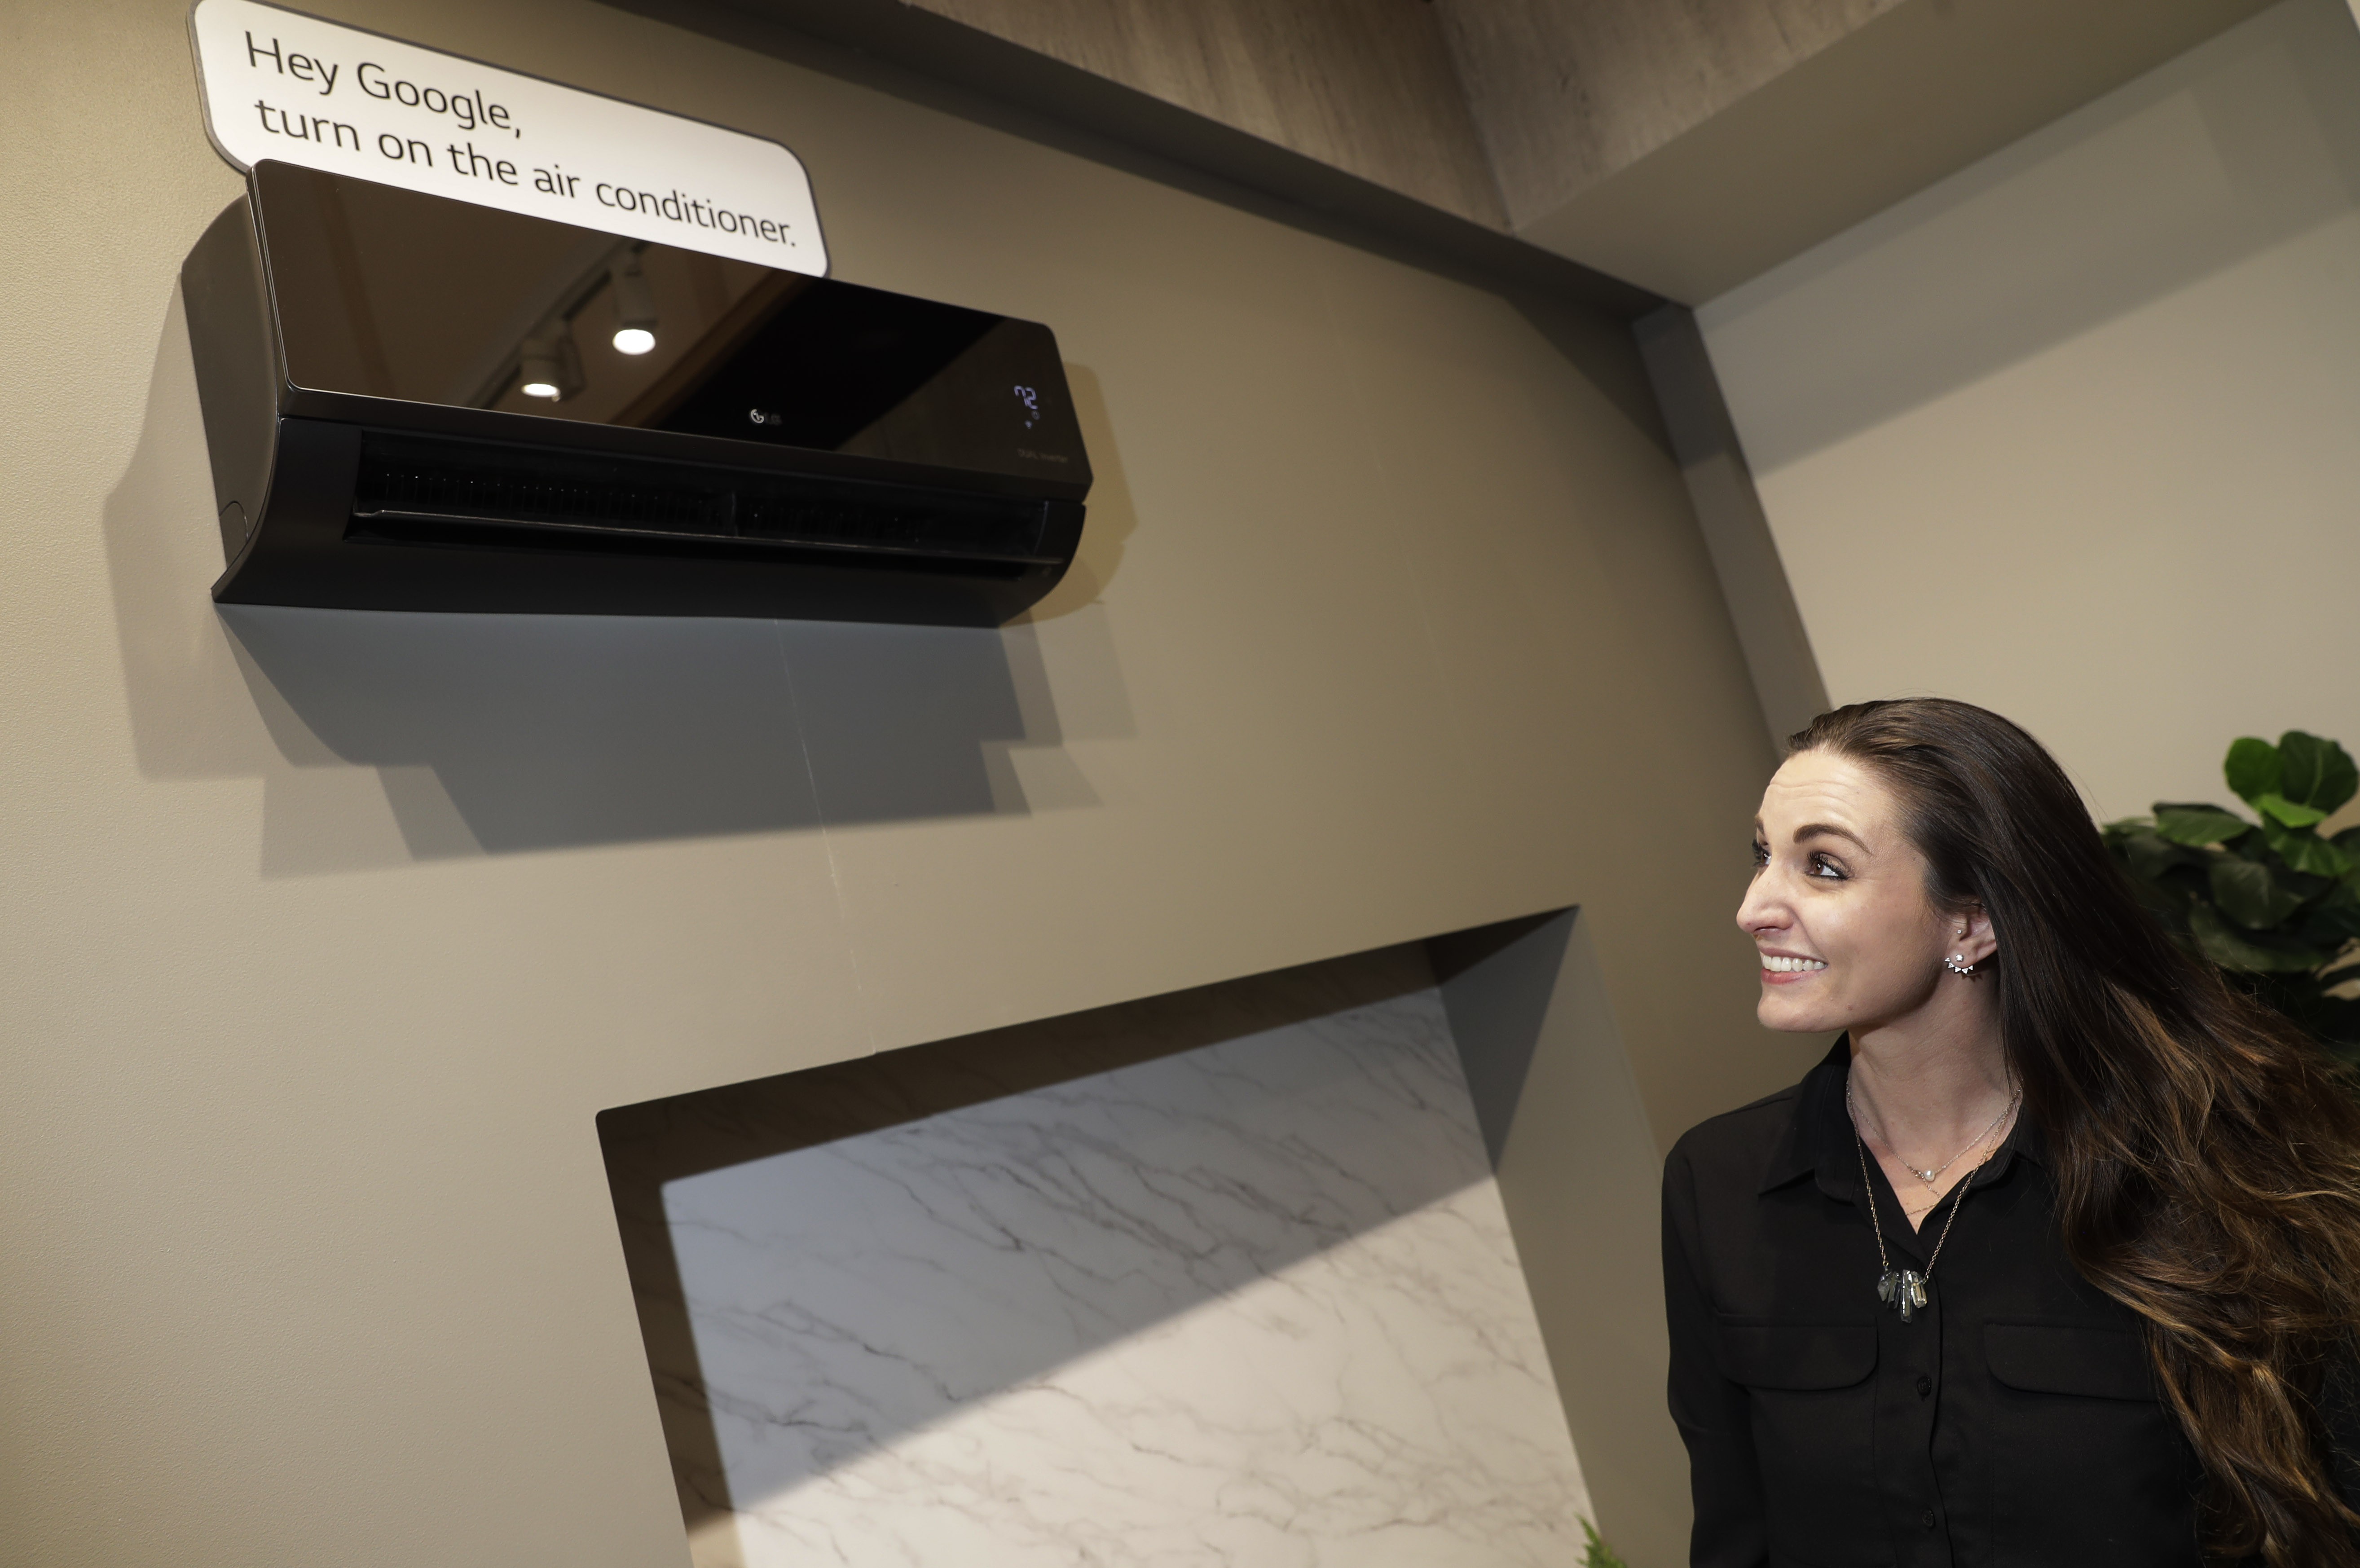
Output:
[518, 321, 583, 402]
[610, 251, 658, 356]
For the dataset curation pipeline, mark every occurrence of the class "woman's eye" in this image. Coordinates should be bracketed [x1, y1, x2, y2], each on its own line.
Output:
[1750, 841, 1769, 869]
[1809, 854, 1846, 880]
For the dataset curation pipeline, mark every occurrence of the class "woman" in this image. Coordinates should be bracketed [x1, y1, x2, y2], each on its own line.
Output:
[1664, 698, 2360, 1567]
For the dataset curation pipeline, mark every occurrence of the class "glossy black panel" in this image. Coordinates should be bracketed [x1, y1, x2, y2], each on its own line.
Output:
[182, 167, 1092, 623]
[248, 162, 1089, 489]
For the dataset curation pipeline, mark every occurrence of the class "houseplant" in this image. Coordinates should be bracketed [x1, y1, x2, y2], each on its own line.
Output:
[2102, 731, 2360, 1064]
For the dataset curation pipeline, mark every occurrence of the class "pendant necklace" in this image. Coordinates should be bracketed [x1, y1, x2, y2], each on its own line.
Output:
[1848, 1082, 2013, 1322]
[1887, 1092, 2017, 1192]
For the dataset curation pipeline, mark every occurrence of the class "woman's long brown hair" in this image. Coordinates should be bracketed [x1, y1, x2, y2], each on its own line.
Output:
[1797, 698, 2360, 1564]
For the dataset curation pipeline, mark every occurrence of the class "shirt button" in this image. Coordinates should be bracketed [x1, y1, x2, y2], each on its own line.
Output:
[1921, 1509, 1937, 1528]
[1915, 1374, 1933, 1397]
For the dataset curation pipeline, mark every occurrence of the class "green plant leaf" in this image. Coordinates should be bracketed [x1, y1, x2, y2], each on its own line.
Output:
[2278, 731, 2360, 815]
[2108, 823, 2208, 883]
[2212, 857, 2305, 929]
[2154, 868, 2215, 925]
[2256, 793, 2331, 829]
[1579, 1520, 1631, 1568]
[2189, 902, 2331, 972]
[2153, 803, 2253, 846]
[2263, 819, 2355, 878]
[2226, 736, 2284, 806]
[2108, 847, 2197, 932]
[2274, 868, 2336, 911]
[2296, 915, 2360, 954]
[2313, 886, 2360, 942]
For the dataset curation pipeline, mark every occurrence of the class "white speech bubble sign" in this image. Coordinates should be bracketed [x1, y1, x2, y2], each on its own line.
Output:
[189, 0, 827, 275]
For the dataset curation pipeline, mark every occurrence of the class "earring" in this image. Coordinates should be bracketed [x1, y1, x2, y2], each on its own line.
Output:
[1945, 953, 1978, 978]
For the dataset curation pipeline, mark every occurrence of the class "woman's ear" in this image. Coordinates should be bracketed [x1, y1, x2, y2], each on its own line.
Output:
[1953, 903, 1998, 967]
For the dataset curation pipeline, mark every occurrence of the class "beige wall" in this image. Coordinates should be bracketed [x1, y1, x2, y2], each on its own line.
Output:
[0, 2, 1801, 1564]
[1698, 0, 2360, 819]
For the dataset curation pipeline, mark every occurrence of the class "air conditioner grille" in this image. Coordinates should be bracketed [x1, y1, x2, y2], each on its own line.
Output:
[349, 435, 1051, 569]
[360, 460, 724, 535]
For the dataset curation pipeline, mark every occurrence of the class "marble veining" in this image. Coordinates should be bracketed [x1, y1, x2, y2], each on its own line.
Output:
[660, 986, 1592, 1565]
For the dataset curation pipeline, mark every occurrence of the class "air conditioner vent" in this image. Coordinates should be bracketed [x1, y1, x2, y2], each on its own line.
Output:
[358, 453, 728, 537]
[350, 436, 1051, 575]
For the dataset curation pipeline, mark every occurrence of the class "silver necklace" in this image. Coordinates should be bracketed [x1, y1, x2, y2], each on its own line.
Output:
[1847, 1083, 2008, 1321]
[1858, 1088, 2018, 1191]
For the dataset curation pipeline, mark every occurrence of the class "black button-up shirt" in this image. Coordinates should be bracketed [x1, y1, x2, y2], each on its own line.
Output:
[1662, 1041, 2205, 1567]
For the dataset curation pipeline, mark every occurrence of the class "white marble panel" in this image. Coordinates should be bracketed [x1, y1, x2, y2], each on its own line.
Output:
[661, 986, 1592, 1566]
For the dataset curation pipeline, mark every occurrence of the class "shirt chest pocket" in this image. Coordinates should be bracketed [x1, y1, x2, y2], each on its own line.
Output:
[1984, 1321, 2157, 1401]
[1717, 1321, 1879, 1391]
[1717, 1321, 1885, 1565]
[1982, 1321, 2196, 1563]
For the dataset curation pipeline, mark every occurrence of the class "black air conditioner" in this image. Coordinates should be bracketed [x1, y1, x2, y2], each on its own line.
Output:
[180, 162, 1091, 624]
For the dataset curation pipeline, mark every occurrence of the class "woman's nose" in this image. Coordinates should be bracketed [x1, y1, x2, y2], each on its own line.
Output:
[1736, 870, 1788, 934]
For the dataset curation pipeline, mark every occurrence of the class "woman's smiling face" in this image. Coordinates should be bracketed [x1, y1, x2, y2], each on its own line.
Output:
[1739, 749, 1976, 1035]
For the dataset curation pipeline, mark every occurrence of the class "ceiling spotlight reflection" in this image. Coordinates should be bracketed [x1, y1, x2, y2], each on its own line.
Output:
[518, 320, 584, 402]
[610, 250, 659, 357]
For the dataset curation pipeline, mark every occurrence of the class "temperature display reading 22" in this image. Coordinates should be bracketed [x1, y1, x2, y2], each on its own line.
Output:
[1013, 384, 1040, 429]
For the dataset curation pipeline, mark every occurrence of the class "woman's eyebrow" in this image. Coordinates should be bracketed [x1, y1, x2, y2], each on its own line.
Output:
[1792, 822, 1869, 851]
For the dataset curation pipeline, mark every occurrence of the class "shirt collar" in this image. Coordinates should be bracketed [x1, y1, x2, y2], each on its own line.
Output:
[1759, 1034, 2044, 1198]
[1760, 1036, 1852, 1195]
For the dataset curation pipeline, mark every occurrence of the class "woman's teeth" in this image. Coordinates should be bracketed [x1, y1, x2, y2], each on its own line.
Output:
[1762, 956, 1826, 973]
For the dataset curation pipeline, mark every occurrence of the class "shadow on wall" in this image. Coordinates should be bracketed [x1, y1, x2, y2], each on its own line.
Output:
[101, 289, 1137, 872]
[1704, 0, 2360, 474]
[1505, 289, 1672, 458]
[596, 943, 1506, 1561]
